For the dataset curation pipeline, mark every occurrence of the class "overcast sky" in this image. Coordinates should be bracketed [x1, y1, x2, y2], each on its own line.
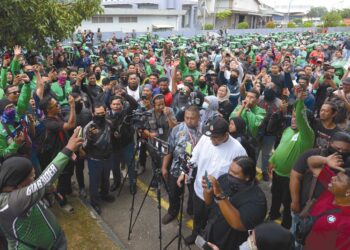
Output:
[261, 0, 350, 10]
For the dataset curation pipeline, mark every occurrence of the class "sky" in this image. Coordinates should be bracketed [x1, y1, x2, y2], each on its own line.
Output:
[261, 0, 350, 10]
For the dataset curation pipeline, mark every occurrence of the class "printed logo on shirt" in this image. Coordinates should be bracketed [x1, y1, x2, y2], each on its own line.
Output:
[327, 215, 337, 224]
[291, 133, 299, 142]
[26, 164, 58, 196]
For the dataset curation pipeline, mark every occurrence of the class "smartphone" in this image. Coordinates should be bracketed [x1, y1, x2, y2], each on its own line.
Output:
[204, 171, 212, 189]
[78, 127, 83, 138]
[195, 235, 212, 250]
[78, 68, 84, 74]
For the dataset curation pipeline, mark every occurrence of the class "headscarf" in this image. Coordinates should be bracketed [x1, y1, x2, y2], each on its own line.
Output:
[217, 85, 231, 102]
[142, 83, 153, 92]
[200, 95, 219, 127]
[229, 117, 246, 138]
[0, 157, 33, 191]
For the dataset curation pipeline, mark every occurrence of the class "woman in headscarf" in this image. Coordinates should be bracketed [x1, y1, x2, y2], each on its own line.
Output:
[200, 95, 220, 130]
[217, 85, 233, 121]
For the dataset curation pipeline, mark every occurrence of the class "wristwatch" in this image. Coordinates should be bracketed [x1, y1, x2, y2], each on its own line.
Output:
[214, 193, 227, 201]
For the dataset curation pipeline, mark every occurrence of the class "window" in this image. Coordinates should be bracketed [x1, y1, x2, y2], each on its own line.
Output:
[138, 3, 158, 9]
[119, 17, 138, 23]
[92, 16, 113, 23]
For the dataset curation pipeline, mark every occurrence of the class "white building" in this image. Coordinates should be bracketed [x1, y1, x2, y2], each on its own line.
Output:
[78, 0, 199, 33]
[198, 0, 277, 29]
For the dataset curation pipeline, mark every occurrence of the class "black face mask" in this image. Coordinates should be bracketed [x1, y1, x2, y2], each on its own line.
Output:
[227, 174, 251, 193]
[264, 88, 276, 102]
[75, 102, 83, 114]
[230, 76, 238, 82]
[161, 88, 169, 94]
[199, 81, 206, 88]
[26, 71, 35, 81]
[93, 114, 106, 126]
[95, 72, 101, 80]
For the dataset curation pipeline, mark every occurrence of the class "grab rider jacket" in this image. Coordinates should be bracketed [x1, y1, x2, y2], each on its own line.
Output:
[0, 149, 72, 250]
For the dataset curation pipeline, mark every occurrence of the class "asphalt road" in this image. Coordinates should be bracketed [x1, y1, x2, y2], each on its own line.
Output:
[82, 155, 272, 250]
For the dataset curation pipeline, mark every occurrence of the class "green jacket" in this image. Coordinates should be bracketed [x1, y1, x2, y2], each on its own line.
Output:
[0, 122, 20, 159]
[0, 151, 71, 250]
[0, 67, 7, 99]
[179, 55, 200, 82]
[269, 100, 315, 177]
[145, 61, 166, 78]
[16, 83, 31, 117]
[50, 81, 72, 106]
[230, 105, 266, 138]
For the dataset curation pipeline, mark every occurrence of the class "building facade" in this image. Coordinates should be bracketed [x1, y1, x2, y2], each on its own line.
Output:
[79, 0, 198, 33]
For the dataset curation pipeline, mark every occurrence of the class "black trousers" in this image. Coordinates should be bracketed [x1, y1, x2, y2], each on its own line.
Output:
[75, 158, 85, 189]
[270, 171, 292, 229]
[192, 192, 210, 236]
[167, 174, 194, 217]
[56, 160, 74, 205]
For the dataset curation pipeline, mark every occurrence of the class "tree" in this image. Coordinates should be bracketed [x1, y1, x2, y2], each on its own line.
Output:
[216, 10, 232, 21]
[307, 7, 328, 18]
[287, 22, 297, 28]
[237, 22, 249, 29]
[339, 8, 350, 18]
[303, 21, 313, 28]
[0, 0, 102, 52]
[204, 24, 214, 30]
[293, 18, 303, 25]
[322, 11, 342, 27]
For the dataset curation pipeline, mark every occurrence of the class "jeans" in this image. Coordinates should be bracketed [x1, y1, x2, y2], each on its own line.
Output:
[270, 171, 292, 229]
[75, 157, 85, 189]
[344, 49, 350, 61]
[112, 143, 136, 185]
[259, 135, 276, 174]
[87, 156, 112, 204]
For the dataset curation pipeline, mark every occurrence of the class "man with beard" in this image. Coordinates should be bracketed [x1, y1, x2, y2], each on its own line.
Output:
[268, 86, 314, 229]
[177, 118, 247, 245]
[126, 73, 141, 102]
[290, 132, 350, 233]
[158, 77, 172, 107]
[257, 83, 286, 181]
[161, 106, 202, 224]
[82, 103, 114, 214]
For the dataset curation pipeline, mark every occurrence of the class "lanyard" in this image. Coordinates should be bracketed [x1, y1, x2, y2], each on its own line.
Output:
[186, 124, 197, 147]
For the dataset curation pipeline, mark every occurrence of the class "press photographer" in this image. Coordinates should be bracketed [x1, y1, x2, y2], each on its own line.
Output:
[107, 91, 138, 194]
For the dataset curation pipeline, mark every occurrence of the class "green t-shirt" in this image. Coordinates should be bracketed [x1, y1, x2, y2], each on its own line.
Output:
[269, 100, 315, 177]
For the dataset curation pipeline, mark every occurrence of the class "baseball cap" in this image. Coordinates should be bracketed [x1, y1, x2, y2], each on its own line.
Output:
[203, 117, 229, 137]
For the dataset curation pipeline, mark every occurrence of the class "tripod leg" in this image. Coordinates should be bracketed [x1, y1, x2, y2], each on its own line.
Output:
[127, 189, 136, 240]
[177, 186, 185, 250]
[157, 177, 163, 250]
[118, 146, 138, 196]
[130, 174, 156, 231]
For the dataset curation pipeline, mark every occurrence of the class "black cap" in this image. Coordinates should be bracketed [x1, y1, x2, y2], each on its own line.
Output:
[0, 157, 33, 191]
[203, 117, 229, 137]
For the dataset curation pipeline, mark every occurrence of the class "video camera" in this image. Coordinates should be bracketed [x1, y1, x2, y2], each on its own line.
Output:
[178, 152, 195, 183]
[130, 110, 152, 130]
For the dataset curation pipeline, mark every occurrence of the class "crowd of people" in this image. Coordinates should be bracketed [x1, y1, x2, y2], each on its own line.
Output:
[0, 29, 349, 250]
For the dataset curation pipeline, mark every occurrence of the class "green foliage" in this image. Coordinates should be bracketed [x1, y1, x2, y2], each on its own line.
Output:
[308, 6, 328, 18]
[0, 0, 103, 52]
[265, 21, 276, 29]
[287, 22, 297, 28]
[322, 11, 342, 27]
[339, 23, 347, 27]
[204, 24, 214, 30]
[303, 21, 313, 28]
[338, 8, 350, 18]
[293, 18, 302, 25]
[237, 22, 249, 29]
[216, 10, 232, 21]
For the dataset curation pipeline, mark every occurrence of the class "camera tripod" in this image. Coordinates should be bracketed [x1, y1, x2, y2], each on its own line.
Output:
[163, 182, 191, 250]
[127, 138, 169, 250]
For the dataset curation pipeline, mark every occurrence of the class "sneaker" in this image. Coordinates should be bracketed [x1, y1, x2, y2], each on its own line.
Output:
[162, 213, 176, 225]
[137, 165, 145, 176]
[101, 194, 115, 203]
[91, 203, 101, 215]
[79, 188, 87, 198]
[130, 183, 137, 195]
[110, 181, 121, 192]
[184, 234, 196, 245]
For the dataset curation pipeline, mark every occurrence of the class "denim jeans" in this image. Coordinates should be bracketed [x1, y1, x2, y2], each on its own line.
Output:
[258, 135, 276, 174]
[87, 156, 112, 204]
[291, 213, 303, 250]
[112, 143, 136, 185]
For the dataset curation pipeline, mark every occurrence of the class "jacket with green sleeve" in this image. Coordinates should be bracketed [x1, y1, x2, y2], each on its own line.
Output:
[0, 149, 72, 250]
[269, 100, 315, 177]
[16, 82, 31, 116]
[50, 81, 72, 107]
[179, 55, 200, 82]
[230, 105, 266, 138]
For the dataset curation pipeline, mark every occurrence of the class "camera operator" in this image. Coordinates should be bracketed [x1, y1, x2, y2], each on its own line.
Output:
[177, 117, 247, 245]
[161, 105, 202, 224]
[202, 156, 267, 250]
[0, 128, 83, 250]
[107, 90, 138, 194]
[313, 66, 341, 116]
[82, 103, 115, 214]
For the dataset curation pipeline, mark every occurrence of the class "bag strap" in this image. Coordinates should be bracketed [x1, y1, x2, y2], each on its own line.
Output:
[315, 208, 340, 220]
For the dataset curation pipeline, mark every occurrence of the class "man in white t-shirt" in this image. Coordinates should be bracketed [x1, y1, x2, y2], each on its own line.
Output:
[178, 117, 247, 245]
[126, 73, 140, 102]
